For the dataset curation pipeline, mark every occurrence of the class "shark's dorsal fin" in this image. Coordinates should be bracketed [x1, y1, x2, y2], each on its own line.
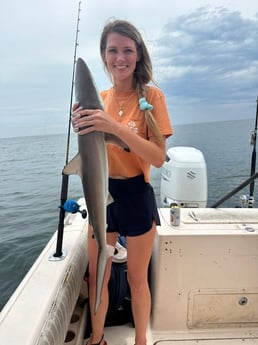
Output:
[63, 153, 82, 177]
[104, 133, 130, 152]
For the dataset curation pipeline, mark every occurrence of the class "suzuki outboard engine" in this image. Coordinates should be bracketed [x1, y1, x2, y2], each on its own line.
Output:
[160, 146, 207, 208]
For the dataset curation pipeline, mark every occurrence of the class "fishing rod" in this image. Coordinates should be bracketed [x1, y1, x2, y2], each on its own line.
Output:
[211, 98, 258, 209]
[211, 171, 258, 208]
[53, 1, 82, 259]
[248, 97, 258, 208]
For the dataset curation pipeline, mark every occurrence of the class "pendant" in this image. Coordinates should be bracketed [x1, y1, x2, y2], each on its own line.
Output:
[118, 109, 123, 116]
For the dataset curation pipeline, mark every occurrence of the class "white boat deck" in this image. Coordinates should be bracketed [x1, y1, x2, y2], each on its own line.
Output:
[99, 207, 258, 344]
[0, 204, 258, 344]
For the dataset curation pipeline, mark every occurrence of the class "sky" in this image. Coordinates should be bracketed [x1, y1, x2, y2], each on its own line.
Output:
[0, 0, 257, 138]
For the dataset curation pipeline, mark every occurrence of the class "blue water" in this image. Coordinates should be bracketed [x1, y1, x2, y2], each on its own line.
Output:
[0, 119, 257, 310]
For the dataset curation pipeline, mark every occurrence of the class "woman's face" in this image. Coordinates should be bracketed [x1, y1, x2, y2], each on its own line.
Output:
[104, 32, 139, 87]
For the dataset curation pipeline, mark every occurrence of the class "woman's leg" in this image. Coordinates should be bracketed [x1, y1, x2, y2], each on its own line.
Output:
[126, 223, 156, 345]
[87, 225, 117, 344]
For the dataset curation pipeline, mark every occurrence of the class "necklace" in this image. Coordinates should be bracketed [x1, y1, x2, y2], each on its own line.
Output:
[112, 88, 136, 116]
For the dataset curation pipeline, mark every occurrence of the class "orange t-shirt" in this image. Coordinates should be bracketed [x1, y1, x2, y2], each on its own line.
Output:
[101, 86, 173, 182]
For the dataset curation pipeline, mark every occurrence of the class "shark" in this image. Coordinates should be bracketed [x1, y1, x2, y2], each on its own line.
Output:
[63, 57, 129, 312]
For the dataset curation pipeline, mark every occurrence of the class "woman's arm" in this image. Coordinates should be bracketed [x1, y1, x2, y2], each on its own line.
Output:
[72, 108, 166, 168]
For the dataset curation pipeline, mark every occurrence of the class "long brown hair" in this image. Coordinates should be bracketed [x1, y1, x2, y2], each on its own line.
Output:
[100, 19, 164, 146]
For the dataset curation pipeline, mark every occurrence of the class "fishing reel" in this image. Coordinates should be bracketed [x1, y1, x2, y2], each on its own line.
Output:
[60, 199, 87, 219]
[239, 194, 255, 208]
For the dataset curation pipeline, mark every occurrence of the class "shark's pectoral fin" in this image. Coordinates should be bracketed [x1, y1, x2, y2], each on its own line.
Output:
[107, 192, 114, 206]
[63, 153, 82, 177]
[105, 133, 130, 152]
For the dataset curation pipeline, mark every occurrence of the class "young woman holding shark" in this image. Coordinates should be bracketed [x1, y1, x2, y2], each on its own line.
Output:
[72, 19, 173, 345]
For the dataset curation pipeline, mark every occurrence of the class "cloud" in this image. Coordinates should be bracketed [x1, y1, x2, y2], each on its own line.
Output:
[153, 6, 258, 122]
[0, 1, 258, 137]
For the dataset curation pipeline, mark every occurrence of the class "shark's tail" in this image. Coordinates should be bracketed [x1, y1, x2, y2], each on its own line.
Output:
[94, 244, 115, 313]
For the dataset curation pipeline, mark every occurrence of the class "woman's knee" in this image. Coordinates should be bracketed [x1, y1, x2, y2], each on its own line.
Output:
[127, 271, 148, 294]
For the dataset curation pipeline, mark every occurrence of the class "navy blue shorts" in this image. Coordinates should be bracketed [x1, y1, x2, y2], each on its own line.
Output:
[107, 175, 160, 237]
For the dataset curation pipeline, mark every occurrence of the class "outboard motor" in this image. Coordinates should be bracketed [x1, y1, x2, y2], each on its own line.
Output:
[160, 146, 207, 208]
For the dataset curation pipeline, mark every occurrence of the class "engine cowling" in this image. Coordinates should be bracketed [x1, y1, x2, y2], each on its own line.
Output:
[160, 146, 207, 208]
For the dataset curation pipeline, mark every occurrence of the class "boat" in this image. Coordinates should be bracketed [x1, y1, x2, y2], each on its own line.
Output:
[1, 142, 258, 344]
[1, 3, 257, 343]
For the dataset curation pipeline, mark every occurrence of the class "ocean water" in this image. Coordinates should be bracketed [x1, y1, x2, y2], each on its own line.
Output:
[0, 119, 257, 310]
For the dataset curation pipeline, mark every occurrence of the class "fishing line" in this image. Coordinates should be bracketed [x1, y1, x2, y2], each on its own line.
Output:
[52, 1, 83, 259]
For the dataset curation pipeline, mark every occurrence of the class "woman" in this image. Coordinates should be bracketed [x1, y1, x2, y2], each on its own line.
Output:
[72, 19, 173, 345]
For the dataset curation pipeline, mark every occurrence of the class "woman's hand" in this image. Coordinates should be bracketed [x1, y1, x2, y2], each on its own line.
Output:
[71, 103, 117, 135]
[71, 103, 165, 168]
[71, 102, 82, 133]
